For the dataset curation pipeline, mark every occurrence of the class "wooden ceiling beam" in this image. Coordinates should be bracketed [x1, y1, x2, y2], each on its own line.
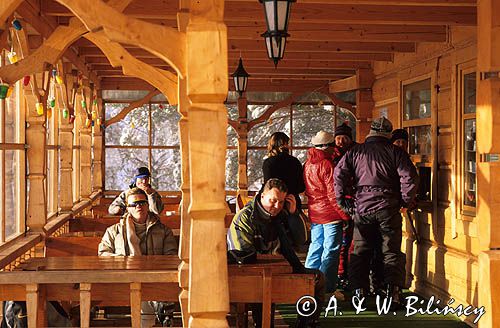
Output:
[228, 24, 447, 43]
[231, 0, 476, 6]
[229, 39, 416, 53]
[16, 1, 100, 86]
[41, 1, 475, 25]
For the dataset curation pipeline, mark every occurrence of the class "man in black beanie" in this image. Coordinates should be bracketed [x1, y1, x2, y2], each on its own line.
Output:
[391, 128, 409, 151]
[334, 123, 354, 155]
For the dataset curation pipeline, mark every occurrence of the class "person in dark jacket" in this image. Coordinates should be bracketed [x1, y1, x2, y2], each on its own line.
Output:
[391, 128, 409, 152]
[227, 178, 324, 328]
[262, 132, 305, 208]
[262, 132, 308, 248]
[332, 123, 356, 290]
[334, 117, 418, 307]
[304, 130, 349, 295]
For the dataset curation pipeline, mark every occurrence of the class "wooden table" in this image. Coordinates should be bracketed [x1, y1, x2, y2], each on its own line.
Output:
[0, 255, 312, 328]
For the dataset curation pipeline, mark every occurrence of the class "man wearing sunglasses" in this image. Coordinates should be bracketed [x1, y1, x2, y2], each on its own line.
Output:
[99, 188, 177, 327]
[108, 166, 164, 216]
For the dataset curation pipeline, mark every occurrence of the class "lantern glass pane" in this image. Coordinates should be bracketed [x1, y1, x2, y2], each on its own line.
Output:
[277, 1, 290, 30]
[265, 37, 273, 58]
[279, 37, 286, 57]
[238, 77, 247, 92]
[265, 2, 276, 31]
[233, 76, 240, 92]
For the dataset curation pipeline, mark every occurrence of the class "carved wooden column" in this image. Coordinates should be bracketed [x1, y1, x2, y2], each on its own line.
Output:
[186, 1, 229, 326]
[79, 83, 92, 199]
[25, 75, 46, 232]
[92, 90, 104, 191]
[236, 96, 249, 200]
[58, 67, 75, 212]
[355, 68, 375, 142]
[177, 6, 191, 326]
[477, 1, 500, 327]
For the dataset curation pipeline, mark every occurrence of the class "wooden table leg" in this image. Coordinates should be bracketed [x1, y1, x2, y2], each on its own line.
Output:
[26, 283, 46, 328]
[262, 268, 272, 328]
[130, 282, 142, 328]
[79, 283, 92, 328]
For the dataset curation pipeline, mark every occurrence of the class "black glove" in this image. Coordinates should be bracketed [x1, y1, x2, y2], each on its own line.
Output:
[227, 250, 257, 265]
[339, 197, 356, 216]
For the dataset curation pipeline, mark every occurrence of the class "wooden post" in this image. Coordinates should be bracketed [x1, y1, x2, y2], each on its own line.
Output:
[130, 282, 142, 328]
[237, 96, 249, 200]
[58, 65, 75, 212]
[26, 283, 46, 328]
[92, 90, 104, 191]
[79, 283, 91, 328]
[25, 74, 46, 232]
[187, 1, 229, 327]
[80, 83, 92, 199]
[355, 68, 375, 142]
[477, 1, 500, 326]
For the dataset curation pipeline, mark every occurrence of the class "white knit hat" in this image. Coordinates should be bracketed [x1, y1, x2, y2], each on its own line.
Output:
[311, 130, 335, 149]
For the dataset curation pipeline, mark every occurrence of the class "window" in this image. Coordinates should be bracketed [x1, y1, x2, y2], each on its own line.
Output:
[104, 101, 181, 192]
[460, 71, 476, 212]
[402, 78, 433, 202]
[0, 50, 26, 243]
[234, 93, 355, 192]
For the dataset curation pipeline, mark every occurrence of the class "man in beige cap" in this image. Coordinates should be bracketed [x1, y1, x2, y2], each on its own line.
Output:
[334, 117, 418, 308]
[304, 130, 350, 297]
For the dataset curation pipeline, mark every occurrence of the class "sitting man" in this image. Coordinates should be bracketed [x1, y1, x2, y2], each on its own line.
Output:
[227, 178, 324, 328]
[99, 187, 178, 327]
[108, 167, 164, 215]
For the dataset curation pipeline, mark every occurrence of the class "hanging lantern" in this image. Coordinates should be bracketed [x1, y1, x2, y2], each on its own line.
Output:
[23, 75, 30, 86]
[96, 118, 101, 126]
[56, 75, 63, 85]
[6, 86, 13, 98]
[36, 102, 44, 116]
[231, 58, 250, 97]
[259, 0, 295, 66]
[69, 114, 76, 124]
[81, 100, 87, 109]
[62, 108, 69, 119]
[0, 83, 9, 99]
[91, 110, 97, 121]
[7, 51, 18, 64]
[49, 97, 56, 108]
[51, 69, 57, 77]
[12, 19, 22, 31]
[261, 31, 288, 67]
[47, 108, 52, 119]
[85, 117, 91, 127]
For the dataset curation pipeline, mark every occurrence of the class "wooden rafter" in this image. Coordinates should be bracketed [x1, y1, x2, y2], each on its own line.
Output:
[54, 0, 186, 77]
[85, 32, 178, 105]
[15, 1, 100, 86]
[231, 0, 476, 5]
[0, 0, 22, 25]
[104, 89, 160, 127]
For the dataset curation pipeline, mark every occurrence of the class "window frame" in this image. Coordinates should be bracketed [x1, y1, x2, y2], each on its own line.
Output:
[457, 63, 477, 217]
[400, 73, 437, 208]
[103, 101, 181, 193]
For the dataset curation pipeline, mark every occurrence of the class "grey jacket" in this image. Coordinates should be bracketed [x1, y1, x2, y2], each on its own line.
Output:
[108, 189, 164, 215]
[98, 213, 177, 256]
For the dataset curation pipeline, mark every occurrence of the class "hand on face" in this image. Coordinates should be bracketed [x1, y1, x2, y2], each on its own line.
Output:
[136, 177, 152, 193]
[284, 194, 297, 214]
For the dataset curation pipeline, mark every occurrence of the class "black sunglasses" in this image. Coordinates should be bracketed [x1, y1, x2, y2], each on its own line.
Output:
[127, 200, 148, 208]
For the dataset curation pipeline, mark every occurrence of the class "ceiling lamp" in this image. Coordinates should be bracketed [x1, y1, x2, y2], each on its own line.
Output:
[231, 58, 250, 97]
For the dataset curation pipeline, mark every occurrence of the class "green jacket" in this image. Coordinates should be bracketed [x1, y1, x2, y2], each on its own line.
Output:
[98, 212, 177, 256]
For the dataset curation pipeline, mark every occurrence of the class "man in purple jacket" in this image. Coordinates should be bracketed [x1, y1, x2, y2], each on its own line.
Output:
[333, 117, 418, 307]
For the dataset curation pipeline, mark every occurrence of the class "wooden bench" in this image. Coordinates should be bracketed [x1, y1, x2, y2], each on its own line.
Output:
[69, 214, 234, 233]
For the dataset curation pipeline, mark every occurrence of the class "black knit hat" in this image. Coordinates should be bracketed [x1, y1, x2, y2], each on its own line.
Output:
[390, 129, 409, 143]
[135, 166, 150, 179]
[334, 123, 353, 140]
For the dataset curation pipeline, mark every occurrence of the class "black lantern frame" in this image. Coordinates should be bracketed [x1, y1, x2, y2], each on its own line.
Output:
[231, 58, 250, 96]
[262, 31, 289, 67]
[259, 0, 296, 35]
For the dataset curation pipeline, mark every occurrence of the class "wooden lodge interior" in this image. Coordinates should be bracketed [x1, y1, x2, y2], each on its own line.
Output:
[0, 0, 499, 327]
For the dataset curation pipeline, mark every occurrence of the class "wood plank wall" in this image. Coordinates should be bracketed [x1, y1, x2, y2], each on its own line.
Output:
[372, 26, 479, 326]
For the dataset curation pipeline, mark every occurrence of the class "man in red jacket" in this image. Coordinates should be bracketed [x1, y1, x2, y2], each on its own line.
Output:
[304, 130, 350, 295]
